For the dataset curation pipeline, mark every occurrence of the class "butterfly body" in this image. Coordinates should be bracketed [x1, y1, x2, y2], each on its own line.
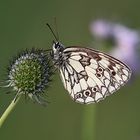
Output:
[51, 42, 131, 104]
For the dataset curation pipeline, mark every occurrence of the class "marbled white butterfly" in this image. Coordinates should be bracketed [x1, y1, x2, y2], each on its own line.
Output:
[47, 24, 132, 104]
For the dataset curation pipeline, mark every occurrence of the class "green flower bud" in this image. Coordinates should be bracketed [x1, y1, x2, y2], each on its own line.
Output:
[7, 49, 53, 105]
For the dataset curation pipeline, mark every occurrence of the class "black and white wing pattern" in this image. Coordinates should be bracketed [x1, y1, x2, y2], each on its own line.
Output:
[59, 47, 131, 104]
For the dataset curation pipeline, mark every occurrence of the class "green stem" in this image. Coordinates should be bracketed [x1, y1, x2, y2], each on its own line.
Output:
[0, 96, 21, 128]
[82, 105, 96, 140]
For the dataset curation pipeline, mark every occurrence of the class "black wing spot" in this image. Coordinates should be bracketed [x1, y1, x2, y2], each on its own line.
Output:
[111, 71, 116, 76]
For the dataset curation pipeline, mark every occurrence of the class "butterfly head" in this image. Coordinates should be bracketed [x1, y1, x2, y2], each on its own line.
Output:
[50, 41, 64, 65]
[52, 41, 64, 53]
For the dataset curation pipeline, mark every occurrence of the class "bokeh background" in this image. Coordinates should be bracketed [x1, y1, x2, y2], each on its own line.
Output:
[0, 0, 140, 140]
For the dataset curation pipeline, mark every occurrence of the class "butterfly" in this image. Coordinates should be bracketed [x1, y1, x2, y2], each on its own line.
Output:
[47, 24, 132, 104]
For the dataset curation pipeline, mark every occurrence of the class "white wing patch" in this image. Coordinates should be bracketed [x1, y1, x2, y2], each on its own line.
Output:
[69, 58, 84, 73]
[59, 47, 131, 104]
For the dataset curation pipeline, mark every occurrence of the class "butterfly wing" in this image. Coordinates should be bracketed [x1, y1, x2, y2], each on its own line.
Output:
[59, 46, 131, 104]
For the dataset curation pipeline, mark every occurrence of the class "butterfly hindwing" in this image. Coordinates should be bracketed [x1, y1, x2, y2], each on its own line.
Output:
[59, 47, 131, 104]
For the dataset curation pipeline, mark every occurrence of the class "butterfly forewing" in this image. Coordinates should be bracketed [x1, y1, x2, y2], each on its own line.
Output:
[59, 46, 131, 104]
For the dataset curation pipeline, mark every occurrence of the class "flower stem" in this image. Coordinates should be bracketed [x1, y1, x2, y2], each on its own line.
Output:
[0, 96, 21, 128]
[82, 106, 96, 140]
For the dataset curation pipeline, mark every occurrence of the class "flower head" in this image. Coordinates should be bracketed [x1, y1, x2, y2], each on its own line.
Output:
[6, 48, 53, 105]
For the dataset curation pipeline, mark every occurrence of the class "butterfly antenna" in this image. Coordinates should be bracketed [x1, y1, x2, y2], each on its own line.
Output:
[54, 17, 59, 41]
[46, 23, 58, 42]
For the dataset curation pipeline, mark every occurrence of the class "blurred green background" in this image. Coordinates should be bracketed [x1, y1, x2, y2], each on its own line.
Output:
[0, 0, 140, 140]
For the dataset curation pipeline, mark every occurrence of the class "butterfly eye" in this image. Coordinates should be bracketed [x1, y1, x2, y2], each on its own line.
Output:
[54, 44, 59, 49]
[52, 42, 59, 50]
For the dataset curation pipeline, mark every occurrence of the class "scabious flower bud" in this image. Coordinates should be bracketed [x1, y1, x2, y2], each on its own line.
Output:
[7, 48, 53, 105]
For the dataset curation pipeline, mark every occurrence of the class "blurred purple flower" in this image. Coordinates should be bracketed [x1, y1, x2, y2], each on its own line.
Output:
[90, 19, 114, 40]
[90, 19, 140, 75]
